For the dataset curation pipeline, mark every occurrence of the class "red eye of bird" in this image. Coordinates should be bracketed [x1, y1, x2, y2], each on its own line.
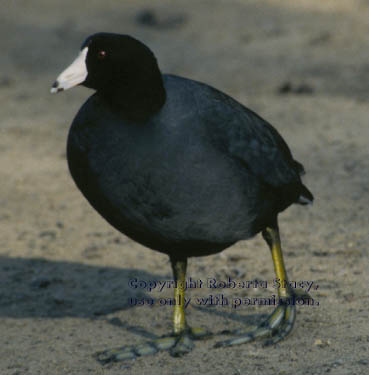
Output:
[97, 50, 107, 60]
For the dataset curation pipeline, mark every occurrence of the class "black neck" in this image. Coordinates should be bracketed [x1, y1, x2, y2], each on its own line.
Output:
[98, 72, 166, 122]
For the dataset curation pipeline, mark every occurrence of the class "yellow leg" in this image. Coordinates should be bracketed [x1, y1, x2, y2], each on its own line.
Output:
[172, 258, 187, 335]
[96, 256, 213, 362]
[169, 257, 199, 357]
[264, 226, 289, 298]
[215, 221, 300, 348]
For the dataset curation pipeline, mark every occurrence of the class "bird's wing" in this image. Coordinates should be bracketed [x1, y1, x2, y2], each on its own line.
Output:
[194, 84, 304, 188]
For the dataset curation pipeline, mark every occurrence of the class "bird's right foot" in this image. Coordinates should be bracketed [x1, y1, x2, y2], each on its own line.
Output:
[95, 326, 211, 363]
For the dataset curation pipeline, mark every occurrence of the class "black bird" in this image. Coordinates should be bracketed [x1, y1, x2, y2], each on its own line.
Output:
[51, 33, 313, 360]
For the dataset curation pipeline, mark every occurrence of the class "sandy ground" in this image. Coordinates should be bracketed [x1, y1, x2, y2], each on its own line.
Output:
[1, 0, 368, 374]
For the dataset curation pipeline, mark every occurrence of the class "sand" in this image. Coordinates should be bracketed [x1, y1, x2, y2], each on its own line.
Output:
[0, 0, 368, 374]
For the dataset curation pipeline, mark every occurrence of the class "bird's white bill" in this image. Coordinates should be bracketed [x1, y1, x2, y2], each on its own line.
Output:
[50, 47, 88, 93]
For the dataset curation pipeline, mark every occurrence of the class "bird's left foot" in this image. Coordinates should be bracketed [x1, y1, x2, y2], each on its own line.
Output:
[95, 326, 211, 363]
[214, 294, 308, 348]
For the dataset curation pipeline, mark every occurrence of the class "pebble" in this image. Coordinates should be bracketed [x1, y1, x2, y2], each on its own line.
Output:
[314, 338, 331, 347]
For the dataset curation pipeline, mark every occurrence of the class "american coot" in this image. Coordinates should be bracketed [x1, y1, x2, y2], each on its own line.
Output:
[51, 33, 313, 360]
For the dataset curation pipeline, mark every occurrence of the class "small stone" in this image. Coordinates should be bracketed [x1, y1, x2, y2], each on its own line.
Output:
[39, 230, 57, 239]
[136, 9, 158, 27]
[135, 9, 186, 29]
[314, 338, 331, 347]
[278, 82, 292, 94]
[277, 82, 314, 95]
[312, 251, 330, 257]
[56, 221, 64, 229]
[331, 359, 344, 367]
[357, 359, 369, 366]
[295, 84, 314, 94]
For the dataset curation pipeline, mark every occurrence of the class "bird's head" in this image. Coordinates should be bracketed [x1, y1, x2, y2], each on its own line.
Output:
[51, 33, 161, 95]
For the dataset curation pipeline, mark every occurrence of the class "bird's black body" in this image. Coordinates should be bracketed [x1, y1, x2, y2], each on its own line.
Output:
[53, 33, 314, 357]
[67, 74, 312, 258]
